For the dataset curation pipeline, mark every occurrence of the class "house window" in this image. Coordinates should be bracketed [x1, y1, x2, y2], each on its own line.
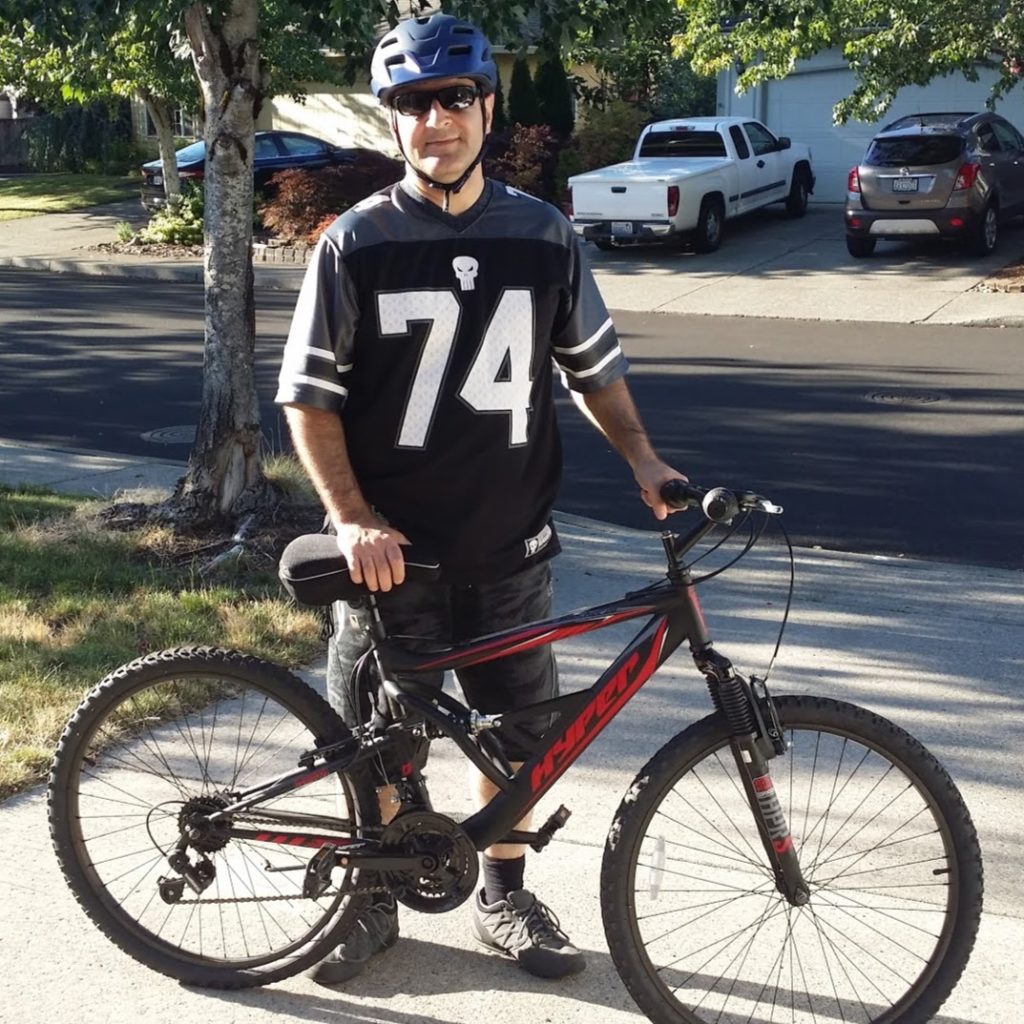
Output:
[145, 107, 199, 139]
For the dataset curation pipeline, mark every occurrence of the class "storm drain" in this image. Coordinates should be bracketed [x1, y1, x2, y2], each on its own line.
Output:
[140, 426, 196, 445]
[867, 389, 949, 406]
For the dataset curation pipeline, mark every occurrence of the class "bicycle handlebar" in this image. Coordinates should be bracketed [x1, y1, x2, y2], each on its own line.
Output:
[660, 480, 783, 524]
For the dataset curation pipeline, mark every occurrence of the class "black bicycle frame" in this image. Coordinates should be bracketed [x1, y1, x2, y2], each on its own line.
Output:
[209, 516, 810, 903]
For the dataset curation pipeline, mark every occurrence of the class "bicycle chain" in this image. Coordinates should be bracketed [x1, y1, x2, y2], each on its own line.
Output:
[169, 813, 391, 905]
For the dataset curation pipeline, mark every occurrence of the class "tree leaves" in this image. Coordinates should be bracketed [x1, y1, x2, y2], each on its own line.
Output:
[675, 0, 1023, 123]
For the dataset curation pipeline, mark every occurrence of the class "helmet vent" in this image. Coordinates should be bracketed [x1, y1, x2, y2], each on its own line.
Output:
[448, 44, 471, 56]
[379, 36, 399, 49]
[452, 25, 474, 35]
[384, 54, 407, 69]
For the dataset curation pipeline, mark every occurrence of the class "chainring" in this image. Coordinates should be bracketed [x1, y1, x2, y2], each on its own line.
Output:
[380, 810, 478, 913]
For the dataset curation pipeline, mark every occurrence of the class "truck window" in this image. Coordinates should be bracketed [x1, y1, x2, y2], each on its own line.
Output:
[729, 125, 750, 159]
[743, 122, 778, 156]
[638, 130, 727, 158]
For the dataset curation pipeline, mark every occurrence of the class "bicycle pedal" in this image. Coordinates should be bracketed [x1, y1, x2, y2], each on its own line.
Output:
[533, 805, 572, 851]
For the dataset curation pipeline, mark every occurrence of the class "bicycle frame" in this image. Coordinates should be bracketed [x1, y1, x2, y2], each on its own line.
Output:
[206, 513, 810, 904]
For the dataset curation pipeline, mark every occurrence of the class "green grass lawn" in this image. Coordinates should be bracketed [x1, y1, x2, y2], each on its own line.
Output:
[0, 173, 136, 221]
[0, 484, 323, 798]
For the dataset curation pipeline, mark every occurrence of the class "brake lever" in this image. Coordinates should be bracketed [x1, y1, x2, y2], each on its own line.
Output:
[737, 491, 784, 515]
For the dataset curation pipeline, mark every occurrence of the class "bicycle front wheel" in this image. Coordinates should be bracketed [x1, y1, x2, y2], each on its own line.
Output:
[49, 647, 380, 989]
[602, 696, 982, 1024]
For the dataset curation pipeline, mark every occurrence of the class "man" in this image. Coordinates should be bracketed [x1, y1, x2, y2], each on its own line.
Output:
[276, 12, 684, 986]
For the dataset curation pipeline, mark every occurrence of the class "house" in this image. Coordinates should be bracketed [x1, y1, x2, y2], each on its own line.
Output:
[717, 50, 1024, 202]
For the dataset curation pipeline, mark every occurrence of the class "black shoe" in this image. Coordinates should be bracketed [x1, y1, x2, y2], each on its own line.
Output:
[308, 895, 399, 985]
[472, 888, 586, 979]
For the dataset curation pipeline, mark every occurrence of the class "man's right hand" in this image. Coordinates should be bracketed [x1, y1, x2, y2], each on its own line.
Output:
[334, 519, 410, 592]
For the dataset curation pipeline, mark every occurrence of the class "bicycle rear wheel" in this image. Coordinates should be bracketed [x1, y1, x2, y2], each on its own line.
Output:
[602, 696, 982, 1024]
[49, 646, 380, 989]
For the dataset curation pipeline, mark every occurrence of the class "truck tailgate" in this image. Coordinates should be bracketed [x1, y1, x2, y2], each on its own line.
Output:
[570, 158, 726, 221]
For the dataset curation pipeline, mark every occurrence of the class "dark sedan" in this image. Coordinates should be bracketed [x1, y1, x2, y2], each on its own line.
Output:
[140, 130, 370, 211]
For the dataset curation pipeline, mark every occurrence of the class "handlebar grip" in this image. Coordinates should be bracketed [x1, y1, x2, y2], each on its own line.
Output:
[659, 480, 740, 524]
[660, 479, 705, 510]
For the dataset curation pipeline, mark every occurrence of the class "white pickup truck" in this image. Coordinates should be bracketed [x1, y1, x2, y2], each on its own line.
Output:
[568, 116, 815, 252]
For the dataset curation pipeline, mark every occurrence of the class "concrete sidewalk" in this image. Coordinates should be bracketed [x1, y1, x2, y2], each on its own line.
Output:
[0, 441, 1021, 1024]
[2, 199, 1023, 325]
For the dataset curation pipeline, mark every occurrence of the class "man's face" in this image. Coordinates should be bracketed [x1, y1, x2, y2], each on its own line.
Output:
[388, 76, 493, 184]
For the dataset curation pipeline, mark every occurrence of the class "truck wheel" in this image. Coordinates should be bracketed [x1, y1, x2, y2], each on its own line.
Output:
[694, 199, 724, 253]
[785, 168, 810, 217]
[846, 235, 876, 258]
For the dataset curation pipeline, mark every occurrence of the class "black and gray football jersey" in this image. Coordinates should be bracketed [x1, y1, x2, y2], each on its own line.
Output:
[276, 179, 626, 582]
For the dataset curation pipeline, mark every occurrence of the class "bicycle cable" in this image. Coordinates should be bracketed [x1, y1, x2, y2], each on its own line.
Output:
[685, 510, 766, 584]
[758, 518, 796, 687]
[679, 506, 795, 687]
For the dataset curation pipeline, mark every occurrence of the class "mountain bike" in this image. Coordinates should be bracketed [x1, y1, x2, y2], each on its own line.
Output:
[48, 481, 982, 1024]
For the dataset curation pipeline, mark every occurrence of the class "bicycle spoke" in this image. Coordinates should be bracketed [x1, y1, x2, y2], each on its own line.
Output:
[606, 698, 974, 1024]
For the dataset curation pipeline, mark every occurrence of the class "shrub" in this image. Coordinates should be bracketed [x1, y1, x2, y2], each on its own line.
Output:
[555, 100, 647, 197]
[508, 57, 542, 128]
[486, 123, 561, 203]
[138, 183, 204, 245]
[535, 54, 574, 138]
[308, 213, 339, 246]
[259, 154, 402, 241]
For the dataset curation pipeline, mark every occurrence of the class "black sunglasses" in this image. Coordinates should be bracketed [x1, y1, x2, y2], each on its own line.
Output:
[390, 84, 480, 118]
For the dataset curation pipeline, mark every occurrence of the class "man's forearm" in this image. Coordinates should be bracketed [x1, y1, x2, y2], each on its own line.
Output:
[575, 377, 659, 470]
[284, 404, 373, 527]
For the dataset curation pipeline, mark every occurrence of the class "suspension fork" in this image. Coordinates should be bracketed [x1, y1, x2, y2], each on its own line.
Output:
[694, 645, 810, 906]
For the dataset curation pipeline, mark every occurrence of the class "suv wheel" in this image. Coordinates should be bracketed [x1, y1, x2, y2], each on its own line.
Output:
[785, 169, 810, 218]
[846, 235, 876, 258]
[971, 203, 998, 257]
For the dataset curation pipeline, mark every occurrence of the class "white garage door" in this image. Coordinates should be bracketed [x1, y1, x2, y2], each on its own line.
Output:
[726, 54, 1023, 203]
[763, 67, 876, 203]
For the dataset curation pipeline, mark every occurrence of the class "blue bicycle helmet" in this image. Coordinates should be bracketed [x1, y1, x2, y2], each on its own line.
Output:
[371, 13, 498, 102]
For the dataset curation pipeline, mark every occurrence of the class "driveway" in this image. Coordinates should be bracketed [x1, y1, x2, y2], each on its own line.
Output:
[585, 204, 1024, 325]
[2, 199, 1022, 325]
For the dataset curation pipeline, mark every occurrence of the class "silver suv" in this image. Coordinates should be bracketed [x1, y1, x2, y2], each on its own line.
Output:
[844, 111, 1024, 258]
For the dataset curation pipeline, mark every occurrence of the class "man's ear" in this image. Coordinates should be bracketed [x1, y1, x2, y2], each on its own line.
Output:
[483, 91, 495, 135]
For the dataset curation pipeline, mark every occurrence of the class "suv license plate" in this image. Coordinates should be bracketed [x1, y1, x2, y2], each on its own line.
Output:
[152, 174, 163, 186]
[892, 178, 918, 192]
[611, 221, 632, 237]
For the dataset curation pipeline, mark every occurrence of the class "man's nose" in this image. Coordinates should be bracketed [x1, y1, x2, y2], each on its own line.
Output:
[424, 99, 451, 126]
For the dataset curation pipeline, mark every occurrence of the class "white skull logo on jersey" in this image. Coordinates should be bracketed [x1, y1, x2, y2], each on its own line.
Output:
[452, 256, 479, 292]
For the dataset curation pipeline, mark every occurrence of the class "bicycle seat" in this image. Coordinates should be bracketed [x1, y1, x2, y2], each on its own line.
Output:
[279, 533, 441, 605]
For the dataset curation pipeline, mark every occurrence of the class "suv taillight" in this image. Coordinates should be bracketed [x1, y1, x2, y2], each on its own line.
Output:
[667, 185, 680, 218]
[953, 162, 980, 191]
[565, 186, 573, 217]
[847, 167, 861, 193]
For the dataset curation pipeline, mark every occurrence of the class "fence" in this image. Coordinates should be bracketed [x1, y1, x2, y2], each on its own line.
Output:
[0, 120, 30, 172]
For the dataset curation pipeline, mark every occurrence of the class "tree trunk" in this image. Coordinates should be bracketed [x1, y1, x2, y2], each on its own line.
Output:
[177, 0, 265, 522]
[141, 91, 180, 205]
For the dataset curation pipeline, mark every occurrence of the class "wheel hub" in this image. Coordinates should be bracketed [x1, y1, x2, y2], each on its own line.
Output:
[178, 795, 232, 853]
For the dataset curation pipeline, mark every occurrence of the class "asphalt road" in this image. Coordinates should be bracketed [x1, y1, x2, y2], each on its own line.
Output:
[1, 269, 1021, 569]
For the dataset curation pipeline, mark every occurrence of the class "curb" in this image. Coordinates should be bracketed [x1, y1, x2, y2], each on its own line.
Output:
[0, 255, 305, 290]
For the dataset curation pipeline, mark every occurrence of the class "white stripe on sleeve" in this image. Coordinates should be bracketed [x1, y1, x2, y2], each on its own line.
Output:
[553, 317, 613, 356]
[559, 345, 623, 380]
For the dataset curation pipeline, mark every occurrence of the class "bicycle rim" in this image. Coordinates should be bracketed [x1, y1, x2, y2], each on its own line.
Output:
[50, 649, 375, 982]
[604, 696, 981, 1024]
